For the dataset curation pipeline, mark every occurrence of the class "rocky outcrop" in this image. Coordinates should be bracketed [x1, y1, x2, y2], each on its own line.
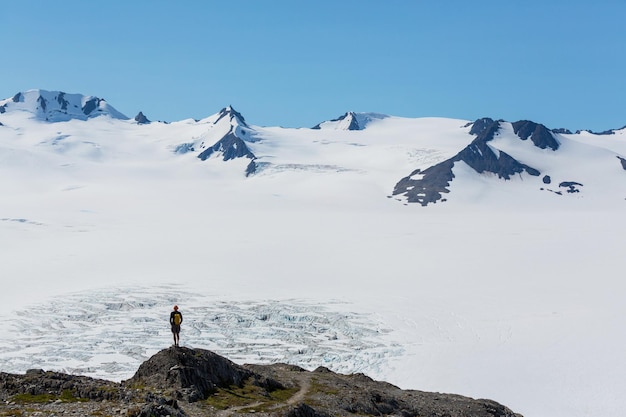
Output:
[193, 106, 258, 176]
[214, 106, 249, 128]
[134, 111, 151, 124]
[197, 132, 255, 162]
[393, 118, 546, 206]
[512, 120, 560, 150]
[128, 347, 281, 402]
[0, 347, 522, 417]
[0, 368, 125, 401]
[312, 112, 361, 130]
[245, 363, 522, 417]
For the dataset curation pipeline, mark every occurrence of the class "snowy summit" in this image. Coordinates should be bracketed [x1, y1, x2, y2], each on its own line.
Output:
[0, 89, 128, 122]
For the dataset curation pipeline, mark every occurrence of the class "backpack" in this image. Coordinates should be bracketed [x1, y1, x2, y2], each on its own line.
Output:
[173, 312, 182, 325]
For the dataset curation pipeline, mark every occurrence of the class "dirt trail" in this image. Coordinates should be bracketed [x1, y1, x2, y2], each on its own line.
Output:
[215, 372, 312, 416]
[285, 372, 312, 405]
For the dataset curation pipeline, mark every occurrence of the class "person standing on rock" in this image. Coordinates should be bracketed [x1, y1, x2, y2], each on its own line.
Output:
[170, 305, 183, 347]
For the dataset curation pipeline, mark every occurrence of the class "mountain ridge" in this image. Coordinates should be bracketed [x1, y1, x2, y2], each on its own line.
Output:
[0, 89, 128, 122]
[1, 89, 626, 207]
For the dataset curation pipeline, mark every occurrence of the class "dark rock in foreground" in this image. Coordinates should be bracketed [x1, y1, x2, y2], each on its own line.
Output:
[0, 347, 522, 417]
[128, 346, 282, 402]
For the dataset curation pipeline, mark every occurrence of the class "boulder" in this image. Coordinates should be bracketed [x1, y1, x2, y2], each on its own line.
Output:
[126, 346, 280, 401]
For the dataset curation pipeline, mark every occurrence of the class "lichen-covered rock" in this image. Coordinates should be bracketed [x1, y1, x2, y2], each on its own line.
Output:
[0, 347, 522, 417]
[127, 346, 281, 402]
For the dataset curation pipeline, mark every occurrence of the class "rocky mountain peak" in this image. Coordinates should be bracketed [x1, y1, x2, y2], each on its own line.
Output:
[134, 111, 151, 124]
[393, 117, 546, 206]
[0, 89, 129, 122]
[312, 111, 361, 130]
[512, 120, 560, 150]
[214, 105, 249, 128]
[183, 105, 258, 175]
[312, 112, 388, 130]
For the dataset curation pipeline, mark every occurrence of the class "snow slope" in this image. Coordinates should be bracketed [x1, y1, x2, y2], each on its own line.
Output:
[0, 93, 625, 417]
[0, 89, 128, 122]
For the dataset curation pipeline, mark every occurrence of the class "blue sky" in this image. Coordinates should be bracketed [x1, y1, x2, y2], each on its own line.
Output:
[1, 1, 625, 131]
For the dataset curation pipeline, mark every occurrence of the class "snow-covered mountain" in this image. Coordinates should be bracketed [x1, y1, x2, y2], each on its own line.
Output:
[0, 89, 128, 122]
[1, 89, 626, 417]
[311, 111, 387, 130]
[1, 89, 625, 207]
[174, 105, 258, 176]
[393, 118, 626, 205]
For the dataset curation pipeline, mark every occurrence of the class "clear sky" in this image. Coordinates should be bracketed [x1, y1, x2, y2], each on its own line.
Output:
[1, 1, 625, 131]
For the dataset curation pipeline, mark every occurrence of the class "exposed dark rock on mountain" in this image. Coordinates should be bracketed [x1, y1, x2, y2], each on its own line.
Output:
[214, 106, 249, 128]
[245, 159, 258, 176]
[0, 104, 5, 113]
[543, 175, 552, 184]
[175, 143, 195, 154]
[312, 112, 361, 130]
[195, 106, 258, 176]
[0, 90, 128, 121]
[57, 92, 69, 110]
[576, 128, 621, 135]
[512, 120, 560, 150]
[559, 181, 583, 193]
[197, 131, 256, 165]
[134, 111, 151, 124]
[469, 117, 497, 136]
[457, 119, 541, 178]
[393, 118, 543, 206]
[37, 95, 47, 112]
[618, 156, 626, 170]
[0, 347, 522, 417]
[82, 97, 103, 116]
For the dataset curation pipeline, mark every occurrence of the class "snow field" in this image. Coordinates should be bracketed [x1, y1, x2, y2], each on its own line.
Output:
[1, 109, 625, 417]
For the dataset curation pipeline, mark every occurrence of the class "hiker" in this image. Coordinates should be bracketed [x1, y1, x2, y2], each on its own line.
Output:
[170, 305, 183, 347]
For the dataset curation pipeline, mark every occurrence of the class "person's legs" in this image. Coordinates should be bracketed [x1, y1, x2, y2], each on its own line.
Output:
[171, 325, 181, 346]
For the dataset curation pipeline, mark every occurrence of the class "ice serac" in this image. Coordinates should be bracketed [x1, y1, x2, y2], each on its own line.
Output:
[194, 106, 258, 176]
[393, 118, 543, 206]
[0, 89, 129, 122]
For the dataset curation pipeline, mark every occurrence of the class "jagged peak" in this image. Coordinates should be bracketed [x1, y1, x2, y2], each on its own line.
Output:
[512, 120, 560, 150]
[134, 111, 151, 124]
[312, 111, 387, 130]
[466, 118, 560, 151]
[467, 117, 496, 136]
[465, 117, 502, 144]
[213, 105, 249, 128]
